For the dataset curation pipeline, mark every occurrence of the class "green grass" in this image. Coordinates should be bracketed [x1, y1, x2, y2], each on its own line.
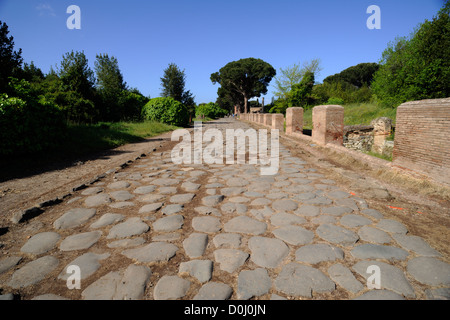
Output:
[364, 150, 393, 162]
[63, 120, 179, 156]
[302, 102, 397, 130]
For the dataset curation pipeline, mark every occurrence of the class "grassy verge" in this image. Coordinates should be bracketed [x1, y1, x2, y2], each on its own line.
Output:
[302, 102, 397, 129]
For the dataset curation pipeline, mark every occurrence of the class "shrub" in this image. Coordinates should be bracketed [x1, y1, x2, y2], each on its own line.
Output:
[141, 97, 188, 127]
[0, 93, 66, 155]
[195, 102, 228, 119]
[326, 97, 344, 105]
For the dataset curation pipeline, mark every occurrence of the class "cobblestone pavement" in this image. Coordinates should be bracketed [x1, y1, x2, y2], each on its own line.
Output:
[1, 118, 449, 300]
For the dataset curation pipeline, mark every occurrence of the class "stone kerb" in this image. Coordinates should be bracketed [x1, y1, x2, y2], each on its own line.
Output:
[371, 117, 393, 154]
[312, 105, 344, 146]
[272, 114, 284, 131]
[286, 107, 303, 135]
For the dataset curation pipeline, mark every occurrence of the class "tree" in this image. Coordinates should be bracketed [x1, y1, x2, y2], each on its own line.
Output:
[372, 1, 450, 107]
[211, 58, 276, 113]
[288, 71, 315, 108]
[160, 63, 195, 107]
[0, 20, 23, 93]
[59, 50, 95, 101]
[94, 53, 127, 121]
[324, 62, 379, 88]
[273, 59, 322, 100]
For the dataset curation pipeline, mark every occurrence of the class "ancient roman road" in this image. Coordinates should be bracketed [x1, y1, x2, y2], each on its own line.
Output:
[0, 118, 449, 300]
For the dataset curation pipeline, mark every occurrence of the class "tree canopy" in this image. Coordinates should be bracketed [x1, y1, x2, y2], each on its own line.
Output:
[211, 58, 276, 113]
[160, 63, 195, 107]
[0, 20, 23, 94]
[324, 62, 379, 88]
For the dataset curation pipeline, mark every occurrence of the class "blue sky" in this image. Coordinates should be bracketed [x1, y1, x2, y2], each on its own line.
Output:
[0, 0, 444, 103]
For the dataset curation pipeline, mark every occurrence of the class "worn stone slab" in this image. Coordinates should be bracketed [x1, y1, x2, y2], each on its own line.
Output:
[59, 231, 102, 251]
[170, 193, 195, 204]
[108, 181, 130, 189]
[81, 187, 103, 196]
[138, 194, 165, 203]
[425, 288, 450, 300]
[248, 236, 289, 268]
[274, 262, 335, 298]
[237, 268, 272, 300]
[353, 260, 415, 298]
[295, 244, 344, 264]
[192, 216, 221, 233]
[0, 256, 22, 275]
[272, 225, 314, 246]
[85, 193, 112, 207]
[179, 260, 213, 283]
[107, 217, 149, 239]
[220, 187, 246, 197]
[90, 213, 124, 229]
[250, 198, 272, 206]
[339, 214, 372, 228]
[151, 178, 180, 186]
[161, 204, 184, 215]
[272, 199, 298, 212]
[122, 242, 178, 263]
[328, 263, 364, 294]
[270, 212, 307, 227]
[316, 224, 359, 245]
[213, 233, 241, 249]
[107, 238, 146, 248]
[311, 215, 337, 225]
[32, 294, 69, 300]
[181, 181, 201, 192]
[361, 209, 383, 219]
[133, 185, 157, 194]
[392, 234, 441, 257]
[20, 232, 61, 255]
[183, 233, 208, 258]
[214, 249, 249, 273]
[154, 275, 191, 300]
[294, 205, 320, 217]
[202, 195, 225, 207]
[357, 226, 392, 244]
[153, 215, 184, 232]
[8, 256, 59, 289]
[193, 282, 233, 300]
[221, 203, 247, 215]
[226, 177, 249, 187]
[109, 202, 135, 209]
[82, 271, 122, 300]
[322, 206, 353, 216]
[110, 190, 134, 201]
[224, 216, 267, 235]
[407, 257, 450, 286]
[113, 264, 152, 300]
[376, 219, 408, 235]
[351, 244, 409, 261]
[58, 252, 110, 281]
[54, 208, 96, 230]
[354, 290, 405, 300]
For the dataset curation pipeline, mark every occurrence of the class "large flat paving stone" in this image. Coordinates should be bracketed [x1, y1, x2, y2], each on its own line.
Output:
[274, 262, 335, 298]
[316, 224, 359, 245]
[407, 257, 450, 286]
[270, 212, 307, 227]
[357, 226, 392, 244]
[122, 242, 178, 263]
[353, 260, 415, 298]
[350, 244, 409, 261]
[192, 216, 221, 233]
[295, 244, 344, 264]
[202, 195, 225, 207]
[59, 231, 102, 251]
[328, 263, 364, 294]
[340, 214, 372, 228]
[154, 275, 191, 300]
[58, 252, 110, 281]
[90, 213, 124, 229]
[272, 199, 298, 212]
[214, 249, 249, 273]
[354, 290, 405, 300]
[248, 236, 289, 268]
[0, 256, 22, 275]
[376, 219, 408, 235]
[170, 193, 195, 204]
[84, 193, 112, 207]
[193, 282, 233, 300]
[237, 268, 272, 300]
[20, 232, 61, 255]
[107, 217, 149, 239]
[54, 208, 96, 230]
[110, 190, 134, 201]
[183, 233, 208, 258]
[8, 256, 59, 289]
[392, 234, 441, 257]
[272, 225, 314, 246]
[179, 260, 213, 283]
[224, 216, 267, 235]
[153, 215, 184, 232]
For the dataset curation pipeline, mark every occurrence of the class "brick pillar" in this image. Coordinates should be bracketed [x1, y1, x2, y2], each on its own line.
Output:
[286, 107, 303, 135]
[264, 114, 271, 127]
[312, 105, 344, 145]
[272, 114, 284, 131]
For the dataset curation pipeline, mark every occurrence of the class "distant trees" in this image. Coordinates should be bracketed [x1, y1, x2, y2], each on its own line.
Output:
[372, 1, 450, 107]
[160, 63, 195, 107]
[211, 58, 276, 113]
[324, 63, 379, 88]
[0, 20, 23, 94]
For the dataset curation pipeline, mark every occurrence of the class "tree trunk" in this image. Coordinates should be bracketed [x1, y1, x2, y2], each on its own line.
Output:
[244, 96, 248, 114]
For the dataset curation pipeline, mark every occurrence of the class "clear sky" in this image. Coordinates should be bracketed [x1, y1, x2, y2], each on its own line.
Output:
[0, 0, 444, 103]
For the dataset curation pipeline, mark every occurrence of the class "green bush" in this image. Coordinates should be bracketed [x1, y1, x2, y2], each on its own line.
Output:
[141, 97, 188, 127]
[326, 97, 344, 105]
[0, 93, 66, 155]
[195, 102, 228, 119]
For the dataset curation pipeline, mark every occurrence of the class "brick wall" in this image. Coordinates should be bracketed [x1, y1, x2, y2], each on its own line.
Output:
[393, 98, 450, 185]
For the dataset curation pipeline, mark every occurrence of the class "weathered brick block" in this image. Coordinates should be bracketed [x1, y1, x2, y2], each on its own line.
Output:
[272, 114, 284, 131]
[312, 105, 344, 146]
[286, 107, 303, 135]
[264, 114, 271, 127]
